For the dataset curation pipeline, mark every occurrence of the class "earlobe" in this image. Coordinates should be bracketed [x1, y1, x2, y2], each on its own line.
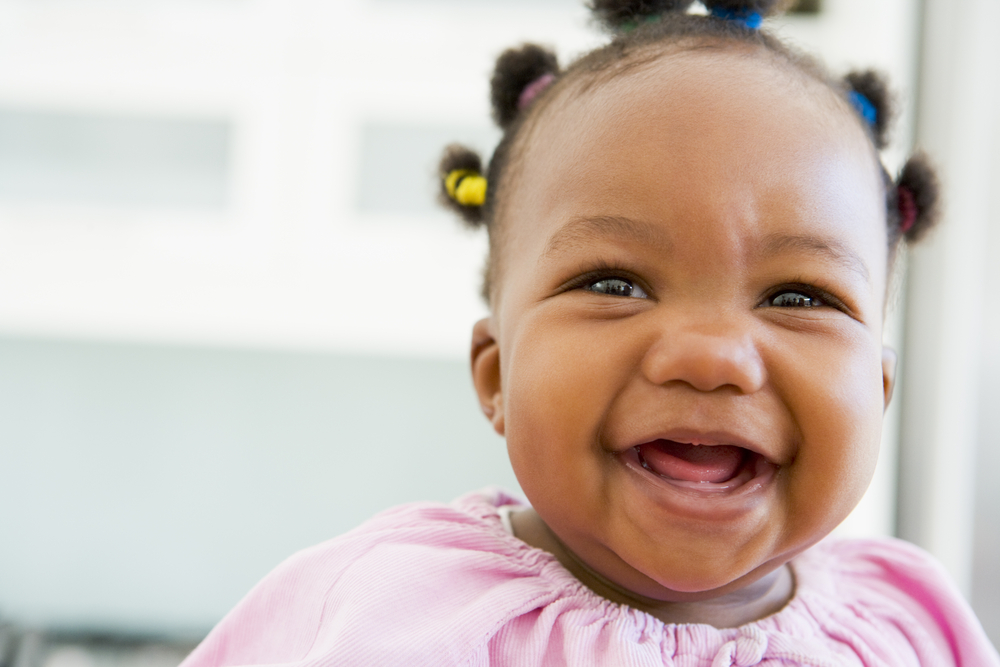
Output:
[882, 346, 897, 410]
[471, 317, 505, 435]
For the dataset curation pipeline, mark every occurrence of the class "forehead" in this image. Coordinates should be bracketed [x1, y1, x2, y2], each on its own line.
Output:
[496, 47, 887, 298]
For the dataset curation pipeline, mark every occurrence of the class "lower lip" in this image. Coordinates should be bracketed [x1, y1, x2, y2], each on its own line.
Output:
[615, 446, 779, 519]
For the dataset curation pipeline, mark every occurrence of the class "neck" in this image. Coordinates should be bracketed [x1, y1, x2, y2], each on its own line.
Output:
[510, 507, 794, 627]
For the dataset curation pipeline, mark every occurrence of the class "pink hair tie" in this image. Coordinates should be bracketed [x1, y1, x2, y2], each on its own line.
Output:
[518, 73, 556, 111]
[897, 185, 917, 234]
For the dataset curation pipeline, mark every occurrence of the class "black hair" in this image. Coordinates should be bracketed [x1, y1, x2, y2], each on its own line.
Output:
[893, 152, 941, 244]
[438, 144, 486, 227]
[491, 44, 561, 130]
[438, 0, 941, 302]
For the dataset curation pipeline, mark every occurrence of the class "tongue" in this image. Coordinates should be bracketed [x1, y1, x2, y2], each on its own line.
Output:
[637, 440, 746, 483]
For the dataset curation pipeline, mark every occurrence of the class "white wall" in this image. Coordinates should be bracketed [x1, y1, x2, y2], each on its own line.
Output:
[896, 0, 1000, 603]
[895, 0, 1000, 645]
[0, 336, 517, 635]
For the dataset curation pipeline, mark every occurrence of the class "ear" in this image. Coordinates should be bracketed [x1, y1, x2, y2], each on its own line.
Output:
[882, 346, 897, 411]
[471, 317, 505, 435]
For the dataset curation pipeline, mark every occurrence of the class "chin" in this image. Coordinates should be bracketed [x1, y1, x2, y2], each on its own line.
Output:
[618, 536, 794, 600]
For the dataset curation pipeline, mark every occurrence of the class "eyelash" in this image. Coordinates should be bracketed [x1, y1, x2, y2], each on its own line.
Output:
[760, 282, 847, 312]
[564, 264, 650, 298]
[563, 266, 850, 314]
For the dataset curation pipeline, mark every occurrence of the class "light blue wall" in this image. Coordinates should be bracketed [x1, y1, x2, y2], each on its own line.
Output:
[0, 336, 519, 637]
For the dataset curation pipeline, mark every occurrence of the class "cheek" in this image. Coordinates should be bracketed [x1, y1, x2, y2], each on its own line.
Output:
[500, 316, 635, 492]
[779, 332, 886, 529]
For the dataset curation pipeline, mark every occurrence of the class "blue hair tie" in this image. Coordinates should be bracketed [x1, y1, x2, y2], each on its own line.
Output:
[709, 6, 763, 30]
[848, 90, 878, 126]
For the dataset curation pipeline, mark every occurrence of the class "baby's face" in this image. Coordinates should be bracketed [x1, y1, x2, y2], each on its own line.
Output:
[471, 49, 894, 600]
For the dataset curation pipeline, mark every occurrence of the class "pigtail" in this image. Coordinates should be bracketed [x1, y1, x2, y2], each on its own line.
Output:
[438, 144, 488, 228]
[893, 152, 941, 243]
[439, 45, 559, 229]
[840, 70, 937, 244]
[844, 70, 894, 150]
[491, 44, 561, 130]
[588, 0, 696, 32]
[589, 0, 790, 34]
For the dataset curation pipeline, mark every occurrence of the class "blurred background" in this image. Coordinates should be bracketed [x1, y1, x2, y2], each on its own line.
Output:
[0, 0, 996, 663]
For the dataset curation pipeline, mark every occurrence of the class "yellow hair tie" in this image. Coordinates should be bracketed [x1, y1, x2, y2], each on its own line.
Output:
[445, 169, 487, 207]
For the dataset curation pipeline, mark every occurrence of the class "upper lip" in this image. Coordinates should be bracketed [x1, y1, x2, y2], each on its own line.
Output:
[617, 427, 777, 464]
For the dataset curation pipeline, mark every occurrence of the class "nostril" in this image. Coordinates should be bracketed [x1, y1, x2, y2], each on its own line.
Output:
[640, 331, 765, 394]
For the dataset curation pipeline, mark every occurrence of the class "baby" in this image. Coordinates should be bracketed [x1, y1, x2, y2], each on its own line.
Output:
[180, 0, 1000, 664]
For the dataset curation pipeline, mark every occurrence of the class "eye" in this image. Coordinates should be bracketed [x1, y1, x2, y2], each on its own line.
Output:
[764, 288, 825, 308]
[586, 277, 648, 299]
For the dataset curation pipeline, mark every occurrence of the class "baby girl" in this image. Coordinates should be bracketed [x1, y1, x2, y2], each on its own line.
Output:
[180, 1, 999, 664]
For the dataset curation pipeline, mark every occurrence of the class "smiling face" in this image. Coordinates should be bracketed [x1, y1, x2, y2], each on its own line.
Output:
[471, 47, 894, 609]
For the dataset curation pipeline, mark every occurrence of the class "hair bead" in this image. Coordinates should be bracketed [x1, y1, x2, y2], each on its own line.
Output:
[708, 6, 763, 29]
[438, 144, 486, 227]
[897, 186, 917, 234]
[619, 14, 665, 32]
[844, 70, 893, 149]
[518, 73, 557, 111]
[848, 90, 877, 127]
[895, 153, 941, 243]
[445, 169, 488, 207]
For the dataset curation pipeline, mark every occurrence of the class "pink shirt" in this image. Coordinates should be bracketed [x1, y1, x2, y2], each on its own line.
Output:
[182, 489, 999, 666]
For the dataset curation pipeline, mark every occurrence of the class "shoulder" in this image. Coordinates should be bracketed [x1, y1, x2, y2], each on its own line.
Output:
[787, 537, 1000, 667]
[797, 536, 970, 612]
[180, 488, 570, 667]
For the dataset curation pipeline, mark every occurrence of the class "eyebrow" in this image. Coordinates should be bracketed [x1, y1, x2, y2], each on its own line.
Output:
[542, 215, 671, 259]
[542, 216, 872, 284]
[758, 232, 871, 284]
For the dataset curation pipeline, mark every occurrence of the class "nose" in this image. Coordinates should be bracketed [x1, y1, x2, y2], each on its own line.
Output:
[640, 312, 766, 395]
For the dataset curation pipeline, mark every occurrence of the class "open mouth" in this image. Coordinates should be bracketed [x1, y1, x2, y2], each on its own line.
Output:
[633, 439, 767, 490]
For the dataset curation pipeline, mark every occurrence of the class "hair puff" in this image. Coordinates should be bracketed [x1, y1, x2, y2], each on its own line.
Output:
[896, 152, 941, 243]
[438, 144, 487, 228]
[588, 0, 696, 31]
[491, 44, 560, 129]
[844, 69, 894, 150]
